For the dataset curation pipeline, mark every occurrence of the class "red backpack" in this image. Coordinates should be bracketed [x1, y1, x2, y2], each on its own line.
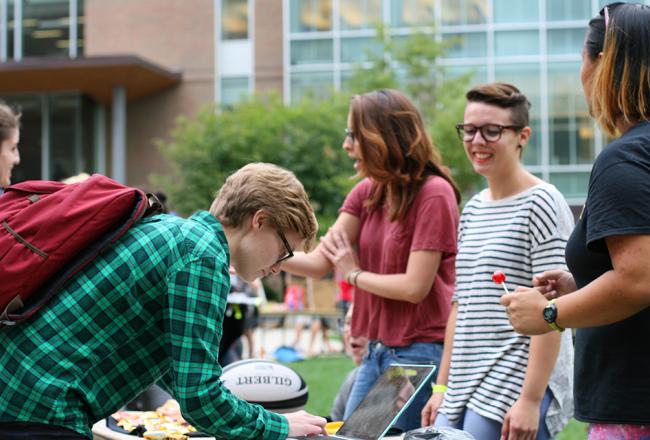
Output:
[0, 174, 161, 328]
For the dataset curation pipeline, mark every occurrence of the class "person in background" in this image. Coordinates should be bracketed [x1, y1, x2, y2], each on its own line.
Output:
[501, 3, 650, 438]
[330, 304, 368, 422]
[0, 103, 21, 193]
[0, 163, 326, 439]
[283, 89, 461, 431]
[421, 83, 574, 440]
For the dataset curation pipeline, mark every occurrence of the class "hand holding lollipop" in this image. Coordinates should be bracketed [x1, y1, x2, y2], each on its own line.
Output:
[492, 271, 510, 295]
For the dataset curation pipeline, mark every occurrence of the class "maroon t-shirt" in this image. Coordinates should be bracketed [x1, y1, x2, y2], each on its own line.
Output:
[340, 176, 459, 346]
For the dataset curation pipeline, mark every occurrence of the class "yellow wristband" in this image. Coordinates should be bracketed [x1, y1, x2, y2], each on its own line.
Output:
[432, 384, 447, 393]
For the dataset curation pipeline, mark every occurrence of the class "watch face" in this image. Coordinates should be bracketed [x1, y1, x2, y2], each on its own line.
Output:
[543, 304, 556, 323]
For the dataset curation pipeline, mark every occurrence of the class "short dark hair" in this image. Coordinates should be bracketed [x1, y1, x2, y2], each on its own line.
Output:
[0, 102, 21, 144]
[587, 2, 650, 135]
[465, 82, 531, 127]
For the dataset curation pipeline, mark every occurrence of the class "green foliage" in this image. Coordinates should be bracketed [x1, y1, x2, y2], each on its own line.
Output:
[345, 24, 482, 197]
[156, 93, 354, 234]
[156, 25, 481, 233]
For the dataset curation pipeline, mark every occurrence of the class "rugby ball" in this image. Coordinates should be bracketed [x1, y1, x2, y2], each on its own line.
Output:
[221, 359, 308, 413]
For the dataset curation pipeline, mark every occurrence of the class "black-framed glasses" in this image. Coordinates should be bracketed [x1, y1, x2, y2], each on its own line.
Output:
[455, 123, 524, 143]
[275, 229, 294, 264]
[344, 128, 355, 143]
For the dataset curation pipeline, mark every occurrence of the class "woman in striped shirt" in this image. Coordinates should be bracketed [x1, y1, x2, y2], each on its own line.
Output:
[421, 83, 574, 440]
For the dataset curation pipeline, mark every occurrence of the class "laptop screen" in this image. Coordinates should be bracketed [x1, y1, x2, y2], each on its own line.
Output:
[337, 364, 435, 439]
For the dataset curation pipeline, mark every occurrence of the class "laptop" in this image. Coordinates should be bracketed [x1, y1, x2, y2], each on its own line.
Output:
[289, 363, 436, 440]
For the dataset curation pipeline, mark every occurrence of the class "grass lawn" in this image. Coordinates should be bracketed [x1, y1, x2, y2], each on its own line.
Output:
[283, 354, 587, 439]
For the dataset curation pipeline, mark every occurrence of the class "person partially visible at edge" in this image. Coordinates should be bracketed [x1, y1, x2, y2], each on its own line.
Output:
[330, 303, 369, 422]
[0, 102, 21, 192]
[282, 89, 461, 431]
[421, 83, 574, 440]
[0, 163, 326, 439]
[500, 3, 650, 439]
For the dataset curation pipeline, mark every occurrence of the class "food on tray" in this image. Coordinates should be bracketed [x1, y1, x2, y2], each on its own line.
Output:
[111, 399, 197, 439]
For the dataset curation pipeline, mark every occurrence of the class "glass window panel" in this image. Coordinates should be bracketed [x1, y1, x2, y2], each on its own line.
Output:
[549, 172, 590, 200]
[494, 0, 538, 23]
[340, 0, 381, 30]
[290, 0, 332, 32]
[548, 62, 594, 166]
[494, 63, 542, 165]
[222, 0, 248, 40]
[495, 30, 539, 56]
[290, 39, 333, 65]
[221, 77, 250, 107]
[290, 71, 334, 102]
[441, 32, 487, 58]
[547, 0, 591, 21]
[5, 0, 15, 59]
[50, 94, 82, 181]
[441, 0, 488, 26]
[341, 37, 382, 63]
[76, 0, 83, 56]
[445, 65, 488, 88]
[390, 0, 435, 27]
[22, 0, 69, 57]
[3, 95, 41, 183]
[547, 28, 585, 55]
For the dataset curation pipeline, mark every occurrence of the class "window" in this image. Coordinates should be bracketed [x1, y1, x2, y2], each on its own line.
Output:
[548, 62, 594, 165]
[546, 0, 591, 21]
[444, 65, 488, 88]
[495, 63, 542, 165]
[290, 71, 334, 102]
[441, 0, 487, 26]
[220, 77, 250, 107]
[290, 39, 333, 65]
[391, 0, 435, 27]
[221, 0, 248, 40]
[340, 0, 381, 30]
[290, 0, 332, 33]
[22, 0, 70, 57]
[441, 32, 487, 58]
[547, 28, 585, 55]
[341, 37, 382, 63]
[495, 30, 539, 57]
[493, 0, 538, 24]
[549, 172, 590, 200]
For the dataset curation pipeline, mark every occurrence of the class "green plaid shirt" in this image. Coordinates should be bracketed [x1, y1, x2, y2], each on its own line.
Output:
[0, 211, 289, 439]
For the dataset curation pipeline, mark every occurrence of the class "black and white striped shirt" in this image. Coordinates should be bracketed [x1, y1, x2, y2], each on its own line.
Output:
[441, 183, 574, 432]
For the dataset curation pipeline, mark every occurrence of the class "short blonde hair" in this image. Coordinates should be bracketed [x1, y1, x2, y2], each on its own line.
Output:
[210, 163, 318, 250]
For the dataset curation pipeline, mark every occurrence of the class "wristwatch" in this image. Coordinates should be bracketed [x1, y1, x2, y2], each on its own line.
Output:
[543, 299, 565, 332]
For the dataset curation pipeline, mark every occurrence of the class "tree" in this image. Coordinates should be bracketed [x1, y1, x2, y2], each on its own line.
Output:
[155, 93, 354, 235]
[345, 25, 482, 196]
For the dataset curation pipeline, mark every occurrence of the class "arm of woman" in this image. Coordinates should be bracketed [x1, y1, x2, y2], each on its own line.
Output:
[321, 227, 442, 304]
[501, 331, 561, 440]
[421, 301, 457, 427]
[281, 212, 360, 279]
[503, 234, 650, 334]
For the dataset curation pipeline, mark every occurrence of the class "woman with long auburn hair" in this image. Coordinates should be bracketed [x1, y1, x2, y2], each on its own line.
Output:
[283, 89, 460, 431]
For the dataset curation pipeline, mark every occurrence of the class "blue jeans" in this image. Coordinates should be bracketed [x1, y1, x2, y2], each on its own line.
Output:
[434, 387, 554, 440]
[343, 340, 443, 431]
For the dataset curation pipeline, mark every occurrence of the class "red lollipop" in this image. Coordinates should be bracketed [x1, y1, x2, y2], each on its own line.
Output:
[492, 270, 510, 294]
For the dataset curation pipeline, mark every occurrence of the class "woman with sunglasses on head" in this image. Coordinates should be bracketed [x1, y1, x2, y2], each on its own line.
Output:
[501, 3, 650, 438]
[282, 89, 461, 431]
[421, 83, 575, 440]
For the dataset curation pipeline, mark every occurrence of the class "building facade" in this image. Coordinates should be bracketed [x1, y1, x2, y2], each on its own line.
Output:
[2, 0, 648, 202]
